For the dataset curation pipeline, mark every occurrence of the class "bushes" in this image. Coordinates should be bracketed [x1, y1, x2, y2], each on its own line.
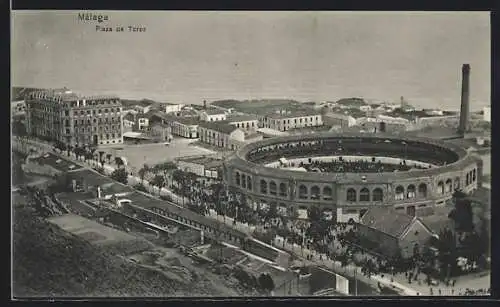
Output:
[160, 195, 173, 202]
[110, 168, 128, 185]
[134, 184, 148, 193]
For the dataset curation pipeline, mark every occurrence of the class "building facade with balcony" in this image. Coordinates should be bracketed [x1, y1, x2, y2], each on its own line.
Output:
[25, 88, 124, 146]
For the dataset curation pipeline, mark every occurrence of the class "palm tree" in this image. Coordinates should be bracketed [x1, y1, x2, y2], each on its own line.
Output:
[151, 174, 165, 196]
[115, 157, 124, 169]
[98, 151, 105, 166]
[106, 153, 112, 164]
[138, 164, 150, 186]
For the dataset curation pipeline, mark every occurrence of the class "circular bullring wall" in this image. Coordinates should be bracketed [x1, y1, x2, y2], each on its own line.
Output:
[222, 132, 483, 221]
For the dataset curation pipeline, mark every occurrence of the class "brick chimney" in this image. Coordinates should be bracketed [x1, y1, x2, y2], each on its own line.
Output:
[458, 64, 471, 135]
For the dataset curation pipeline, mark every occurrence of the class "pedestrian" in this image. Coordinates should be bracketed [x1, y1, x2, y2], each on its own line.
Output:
[438, 289, 441, 295]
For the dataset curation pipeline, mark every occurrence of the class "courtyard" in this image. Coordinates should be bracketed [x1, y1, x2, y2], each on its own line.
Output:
[98, 137, 215, 170]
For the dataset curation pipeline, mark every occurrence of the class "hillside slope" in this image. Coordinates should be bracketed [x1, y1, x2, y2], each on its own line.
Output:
[12, 207, 204, 298]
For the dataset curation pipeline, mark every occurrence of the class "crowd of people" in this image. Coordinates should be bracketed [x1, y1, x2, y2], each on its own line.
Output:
[300, 159, 427, 173]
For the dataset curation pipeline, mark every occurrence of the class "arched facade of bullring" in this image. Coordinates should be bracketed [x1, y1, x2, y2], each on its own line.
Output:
[223, 133, 483, 220]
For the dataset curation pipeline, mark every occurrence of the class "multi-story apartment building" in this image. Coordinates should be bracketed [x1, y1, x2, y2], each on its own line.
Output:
[25, 88, 123, 146]
[260, 110, 323, 132]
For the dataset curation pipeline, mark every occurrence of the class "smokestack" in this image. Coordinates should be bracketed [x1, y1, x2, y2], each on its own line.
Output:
[458, 64, 471, 135]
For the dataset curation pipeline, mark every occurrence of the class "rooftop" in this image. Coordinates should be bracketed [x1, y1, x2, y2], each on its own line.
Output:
[226, 114, 258, 122]
[27, 88, 119, 102]
[171, 116, 200, 126]
[265, 110, 322, 119]
[198, 121, 240, 134]
[176, 155, 224, 170]
[359, 207, 416, 238]
[203, 108, 227, 115]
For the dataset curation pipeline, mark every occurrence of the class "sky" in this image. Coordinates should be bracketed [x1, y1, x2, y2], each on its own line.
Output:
[11, 11, 490, 110]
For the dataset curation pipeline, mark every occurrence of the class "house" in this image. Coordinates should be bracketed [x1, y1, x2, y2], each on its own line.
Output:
[162, 102, 185, 114]
[123, 118, 135, 133]
[137, 117, 149, 131]
[198, 121, 245, 150]
[169, 117, 199, 138]
[200, 109, 227, 122]
[226, 114, 259, 132]
[175, 155, 224, 185]
[357, 207, 434, 259]
[323, 112, 357, 128]
[148, 122, 172, 142]
[260, 110, 323, 132]
[133, 104, 152, 114]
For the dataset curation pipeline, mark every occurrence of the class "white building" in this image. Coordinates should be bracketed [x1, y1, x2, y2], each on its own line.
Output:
[323, 112, 357, 128]
[137, 117, 149, 131]
[200, 109, 227, 122]
[226, 114, 259, 132]
[170, 117, 199, 138]
[163, 102, 185, 114]
[261, 110, 323, 132]
[175, 156, 223, 181]
[198, 121, 245, 150]
[483, 106, 491, 122]
[133, 104, 151, 114]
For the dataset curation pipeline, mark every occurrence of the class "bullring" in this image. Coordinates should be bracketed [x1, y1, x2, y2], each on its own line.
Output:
[222, 132, 483, 222]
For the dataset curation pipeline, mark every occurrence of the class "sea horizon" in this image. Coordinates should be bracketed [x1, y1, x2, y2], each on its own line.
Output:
[12, 11, 490, 112]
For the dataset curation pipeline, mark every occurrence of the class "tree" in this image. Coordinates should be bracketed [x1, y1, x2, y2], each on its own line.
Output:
[436, 228, 458, 279]
[449, 191, 474, 233]
[106, 153, 112, 164]
[98, 151, 105, 166]
[115, 157, 124, 168]
[307, 205, 322, 222]
[110, 168, 128, 185]
[138, 164, 150, 185]
[258, 273, 275, 294]
[151, 174, 165, 196]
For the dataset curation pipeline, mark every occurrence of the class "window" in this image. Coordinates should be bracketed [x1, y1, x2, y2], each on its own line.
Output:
[323, 186, 333, 200]
[279, 183, 287, 197]
[260, 180, 268, 194]
[241, 175, 246, 188]
[407, 185, 416, 198]
[372, 188, 383, 201]
[466, 173, 470, 185]
[311, 186, 320, 200]
[454, 177, 460, 190]
[346, 188, 357, 202]
[395, 185, 405, 200]
[359, 188, 370, 201]
[299, 185, 308, 199]
[247, 176, 252, 190]
[269, 181, 277, 195]
[472, 169, 476, 182]
[437, 181, 445, 194]
[445, 179, 452, 193]
[418, 183, 427, 198]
